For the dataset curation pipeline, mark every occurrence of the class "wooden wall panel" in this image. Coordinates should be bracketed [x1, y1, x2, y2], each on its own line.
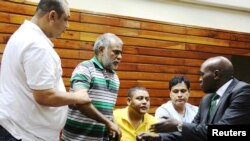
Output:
[1, 0, 250, 115]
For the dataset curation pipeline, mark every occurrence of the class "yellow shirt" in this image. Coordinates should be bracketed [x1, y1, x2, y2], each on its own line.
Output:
[113, 107, 159, 141]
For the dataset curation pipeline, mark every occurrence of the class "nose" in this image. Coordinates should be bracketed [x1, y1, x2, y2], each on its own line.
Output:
[177, 91, 184, 97]
[65, 21, 69, 29]
[117, 53, 122, 60]
[142, 98, 148, 103]
[199, 76, 202, 83]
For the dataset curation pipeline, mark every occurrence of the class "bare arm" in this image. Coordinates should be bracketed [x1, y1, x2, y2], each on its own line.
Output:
[32, 88, 91, 107]
[75, 88, 121, 140]
[77, 102, 111, 125]
[77, 103, 121, 140]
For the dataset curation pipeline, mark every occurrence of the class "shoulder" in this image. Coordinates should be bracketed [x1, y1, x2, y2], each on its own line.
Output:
[113, 108, 127, 121]
[232, 80, 250, 91]
[225, 80, 250, 100]
[186, 103, 198, 109]
[73, 60, 93, 72]
[157, 101, 171, 110]
[78, 60, 94, 68]
[145, 113, 159, 123]
[114, 108, 127, 116]
[70, 60, 93, 80]
[229, 81, 250, 102]
[155, 101, 171, 115]
[186, 103, 199, 113]
[114, 108, 125, 113]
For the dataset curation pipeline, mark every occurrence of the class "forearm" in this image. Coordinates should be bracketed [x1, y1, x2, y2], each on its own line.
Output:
[76, 103, 111, 125]
[32, 88, 90, 107]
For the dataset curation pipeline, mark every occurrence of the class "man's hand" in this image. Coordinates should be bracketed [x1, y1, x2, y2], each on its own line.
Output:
[149, 118, 181, 133]
[107, 121, 121, 141]
[136, 132, 160, 141]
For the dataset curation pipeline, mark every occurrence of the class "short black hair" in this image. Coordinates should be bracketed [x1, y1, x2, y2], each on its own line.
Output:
[169, 76, 190, 90]
[128, 86, 148, 98]
[36, 0, 67, 18]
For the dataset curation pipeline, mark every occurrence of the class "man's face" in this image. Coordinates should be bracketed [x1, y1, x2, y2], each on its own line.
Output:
[170, 82, 190, 108]
[128, 90, 150, 114]
[199, 63, 217, 93]
[50, 2, 70, 38]
[102, 40, 122, 71]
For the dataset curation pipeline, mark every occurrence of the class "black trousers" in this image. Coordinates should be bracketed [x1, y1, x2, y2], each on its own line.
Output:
[0, 125, 21, 141]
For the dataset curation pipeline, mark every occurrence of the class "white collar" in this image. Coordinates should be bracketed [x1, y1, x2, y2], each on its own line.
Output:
[216, 79, 233, 97]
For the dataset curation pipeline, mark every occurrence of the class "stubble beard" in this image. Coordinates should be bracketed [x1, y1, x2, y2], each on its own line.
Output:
[103, 51, 113, 70]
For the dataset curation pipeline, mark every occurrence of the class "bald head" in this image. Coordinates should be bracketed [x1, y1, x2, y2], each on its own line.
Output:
[35, 0, 68, 18]
[202, 56, 234, 79]
[200, 56, 234, 93]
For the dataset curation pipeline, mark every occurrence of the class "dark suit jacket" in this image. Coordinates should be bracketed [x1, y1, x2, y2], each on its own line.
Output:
[160, 78, 250, 141]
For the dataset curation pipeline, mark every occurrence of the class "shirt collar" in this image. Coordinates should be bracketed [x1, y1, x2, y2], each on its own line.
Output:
[90, 57, 115, 73]
[91, 57, 103, 70]
[23, 20, 53, 47]
[121, 107, 149, 124]
[216, 79, 233, 97]
[122, 107, 130, 122]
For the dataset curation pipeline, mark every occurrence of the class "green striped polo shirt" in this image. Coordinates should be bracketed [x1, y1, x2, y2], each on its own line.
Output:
[62, 57, 120, 141]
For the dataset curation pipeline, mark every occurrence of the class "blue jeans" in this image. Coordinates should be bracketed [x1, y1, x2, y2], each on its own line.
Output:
[0, 125, 20, 141]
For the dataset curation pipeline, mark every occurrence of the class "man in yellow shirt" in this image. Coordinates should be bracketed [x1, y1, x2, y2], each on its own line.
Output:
[113, 86, 158, 141]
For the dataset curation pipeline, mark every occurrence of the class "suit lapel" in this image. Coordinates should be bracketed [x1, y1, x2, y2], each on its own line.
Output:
[203, 94, 213, 124]
[209, 78, 239, 123]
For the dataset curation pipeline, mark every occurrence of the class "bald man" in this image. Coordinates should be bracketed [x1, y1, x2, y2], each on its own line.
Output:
[136, 56, 250, 141]
[0, 0, 90, 140]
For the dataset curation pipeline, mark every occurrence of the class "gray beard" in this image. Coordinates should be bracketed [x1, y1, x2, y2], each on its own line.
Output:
[103, 52, 113, 70]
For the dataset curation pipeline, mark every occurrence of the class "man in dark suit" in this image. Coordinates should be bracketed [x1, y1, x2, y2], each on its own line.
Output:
[136, 56, 250, 141]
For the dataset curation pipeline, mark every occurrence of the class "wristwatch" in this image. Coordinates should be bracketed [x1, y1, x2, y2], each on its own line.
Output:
[177, 122, 183, 132]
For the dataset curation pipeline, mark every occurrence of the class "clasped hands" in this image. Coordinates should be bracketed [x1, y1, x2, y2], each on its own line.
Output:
[136, 117, 181, 141]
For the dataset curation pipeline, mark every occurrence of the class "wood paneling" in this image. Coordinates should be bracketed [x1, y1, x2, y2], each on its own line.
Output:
[1, 0, 250, 115]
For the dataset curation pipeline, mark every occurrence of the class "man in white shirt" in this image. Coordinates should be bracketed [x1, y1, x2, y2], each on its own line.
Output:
[0, 0, 90, 140]
[155, 76, 198, 123]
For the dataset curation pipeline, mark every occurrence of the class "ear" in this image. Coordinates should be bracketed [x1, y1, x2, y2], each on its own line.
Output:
[214, 69, 220, 80]
[98, 46, 105, 55]
[48, 10, 57, 22]
[127, 97, 131, 106]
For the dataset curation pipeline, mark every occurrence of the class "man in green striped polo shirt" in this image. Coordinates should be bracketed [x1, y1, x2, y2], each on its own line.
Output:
[62, 33, 123, 141]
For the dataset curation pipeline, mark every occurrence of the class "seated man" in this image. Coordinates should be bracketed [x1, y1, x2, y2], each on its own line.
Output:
[155, 76, 198, 122]
[113, 86, 158, 141]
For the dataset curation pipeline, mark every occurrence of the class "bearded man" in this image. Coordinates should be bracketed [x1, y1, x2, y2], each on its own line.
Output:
[62, 33, 123, 141]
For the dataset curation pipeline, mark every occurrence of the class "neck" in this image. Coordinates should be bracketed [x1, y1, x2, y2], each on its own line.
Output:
[96, 55, 112, 72]
[31, 16, 40, 27]
[216, 78, 231, 90]
[96, 55, 105, 68]
[31, 15, 50, 38]
[173, 103, 185, 116]
[128, 107, 144, 129]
